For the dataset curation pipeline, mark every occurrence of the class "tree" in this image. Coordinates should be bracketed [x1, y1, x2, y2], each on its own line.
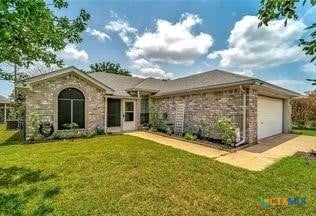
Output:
[87, 62, 131, 76]
[0, 67, 29, 81]
[0, 0, 90, 68]
[0, 63, 59, 119]
[21, 62, 60, 76]
[258, 0, 316, 63]
[291, 94, 316, 128]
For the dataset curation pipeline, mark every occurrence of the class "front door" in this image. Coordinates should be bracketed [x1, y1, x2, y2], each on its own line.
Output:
[123, 100, 136, 131]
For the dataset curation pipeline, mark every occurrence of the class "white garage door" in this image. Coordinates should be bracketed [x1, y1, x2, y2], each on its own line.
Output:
[257, 96, 283, 139]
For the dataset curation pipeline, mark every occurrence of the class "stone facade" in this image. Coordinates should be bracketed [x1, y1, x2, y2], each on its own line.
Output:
[25, 73, 106, 137]
[151, 87, 258, 144]
[283, 99, 292, 133]
[246, 88, 257, 144]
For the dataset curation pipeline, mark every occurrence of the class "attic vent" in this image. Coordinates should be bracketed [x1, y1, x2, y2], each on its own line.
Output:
[174, 104, 185, 135]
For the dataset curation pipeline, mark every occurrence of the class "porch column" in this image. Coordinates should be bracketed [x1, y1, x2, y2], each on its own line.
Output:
[4, 104, 7, 123]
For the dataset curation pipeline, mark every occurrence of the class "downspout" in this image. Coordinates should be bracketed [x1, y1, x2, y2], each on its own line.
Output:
[234, 85, 246, 147]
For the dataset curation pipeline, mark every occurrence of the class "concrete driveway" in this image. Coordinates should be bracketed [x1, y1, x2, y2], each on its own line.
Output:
[126, 131, 316, 171]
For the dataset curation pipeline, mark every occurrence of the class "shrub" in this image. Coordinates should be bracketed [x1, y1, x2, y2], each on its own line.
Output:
[62, 122, 79, 130]
[51, 130, 95, 140]
[51, 131, 62, 140]
[292, 95, 316, 129]
[30, 112, 41, 140]
[218, 117, 236, 146]
[184, 132, 197, 141]
[95, 125, 106, 135]
[62, 123, 79, 141]
[82, 131, 95, 138]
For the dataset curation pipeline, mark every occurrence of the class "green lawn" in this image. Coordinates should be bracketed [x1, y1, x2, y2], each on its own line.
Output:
[292, 128, 316, 136]
[0, 125, 315, 215]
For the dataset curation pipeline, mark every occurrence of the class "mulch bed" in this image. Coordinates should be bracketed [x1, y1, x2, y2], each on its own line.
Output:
[141, 129, 255, 152]
[295, 150, 316, 160]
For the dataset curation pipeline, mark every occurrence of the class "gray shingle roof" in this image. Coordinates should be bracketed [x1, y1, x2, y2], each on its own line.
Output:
[157, 70, 252, 95]
[89, 72, 144, 96]
[0, 95, 11, 104]
[132, 77, 169, 92]
[17, 67, 299, 97]
[89, 69, 253, 97]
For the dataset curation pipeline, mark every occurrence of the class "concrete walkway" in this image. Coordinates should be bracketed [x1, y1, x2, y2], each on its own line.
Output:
[126, 131, 316, 171]
[125, 131, 228, 158]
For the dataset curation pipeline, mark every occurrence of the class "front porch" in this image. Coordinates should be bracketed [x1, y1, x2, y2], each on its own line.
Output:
[105, 96, 149, 133]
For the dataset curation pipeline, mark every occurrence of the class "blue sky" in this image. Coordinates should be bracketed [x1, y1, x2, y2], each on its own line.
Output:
[1, 0, 316, 97]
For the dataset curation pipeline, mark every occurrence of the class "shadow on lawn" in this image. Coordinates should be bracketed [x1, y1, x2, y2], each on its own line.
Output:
[0, 131, 21, 146]
[0, 166, 60, 215]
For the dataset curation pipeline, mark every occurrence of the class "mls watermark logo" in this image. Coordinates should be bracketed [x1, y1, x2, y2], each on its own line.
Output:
[258, 196, 307, 208]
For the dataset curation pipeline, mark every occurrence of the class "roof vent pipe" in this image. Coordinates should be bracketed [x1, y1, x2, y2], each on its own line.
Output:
[234, 85, 247, 147]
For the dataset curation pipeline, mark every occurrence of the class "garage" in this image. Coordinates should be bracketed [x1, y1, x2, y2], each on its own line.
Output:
[257, 96, 283, 139]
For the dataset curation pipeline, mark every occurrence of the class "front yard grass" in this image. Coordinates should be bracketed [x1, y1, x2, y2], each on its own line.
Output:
[292, 128, 316, 136]
[0, 124, 315, 215]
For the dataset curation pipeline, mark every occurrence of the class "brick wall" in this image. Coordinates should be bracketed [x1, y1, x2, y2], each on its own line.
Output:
[25, 73, 106, 138]
[151, 87, 258, 144]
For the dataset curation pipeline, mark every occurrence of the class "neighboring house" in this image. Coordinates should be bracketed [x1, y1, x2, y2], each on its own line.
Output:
[16, 66, 299, 144]
[0, 95, 12, 123]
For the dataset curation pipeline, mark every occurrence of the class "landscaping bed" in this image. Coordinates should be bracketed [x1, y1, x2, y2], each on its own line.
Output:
[142, 129, 253, 152]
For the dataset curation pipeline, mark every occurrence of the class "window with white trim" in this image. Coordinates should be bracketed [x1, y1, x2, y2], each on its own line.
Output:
[125, 101, 134, 122]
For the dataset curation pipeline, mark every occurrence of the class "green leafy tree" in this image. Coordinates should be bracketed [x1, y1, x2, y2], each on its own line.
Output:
[0, 0, 90, 68]
[0, 68, 29, 81]
[258, 0, 316, 63]
[87, 61, 131, 76]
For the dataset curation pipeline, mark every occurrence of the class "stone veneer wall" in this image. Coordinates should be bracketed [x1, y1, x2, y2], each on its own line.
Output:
[246, 88, 257, 144]
[25, 73, 106, 137]
[151, 87, 258, 144]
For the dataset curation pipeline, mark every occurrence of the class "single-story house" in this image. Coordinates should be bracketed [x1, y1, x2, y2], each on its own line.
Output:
[17, 66, 299, 144]
[0, 95, 12, 123]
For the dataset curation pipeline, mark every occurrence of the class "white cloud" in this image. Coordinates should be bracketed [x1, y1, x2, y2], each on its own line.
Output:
[208, 15, 306, 73]
[267, 79, 309, 94]
[127, 13, 213, 65]
[105, 13, 213, 79]
[59, 44, 89, 61]
[86, 27, 111, 41]
[301, 63, 316, 73]
[105, 19, 137, 46]
[131, 58, 173, 79]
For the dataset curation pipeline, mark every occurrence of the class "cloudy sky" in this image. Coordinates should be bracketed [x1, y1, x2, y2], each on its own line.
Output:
[1, 0, 315, 96]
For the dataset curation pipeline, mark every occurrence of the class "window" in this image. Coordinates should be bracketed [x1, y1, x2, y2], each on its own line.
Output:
[125, 102, 134, 122]
[58, 88, 85, 130]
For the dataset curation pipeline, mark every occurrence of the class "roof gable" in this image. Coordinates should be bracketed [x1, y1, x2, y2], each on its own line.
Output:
[16, 67, 114, 94]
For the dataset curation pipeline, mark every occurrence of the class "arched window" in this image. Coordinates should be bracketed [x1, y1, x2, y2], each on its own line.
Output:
[58, 88, 85, 130]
